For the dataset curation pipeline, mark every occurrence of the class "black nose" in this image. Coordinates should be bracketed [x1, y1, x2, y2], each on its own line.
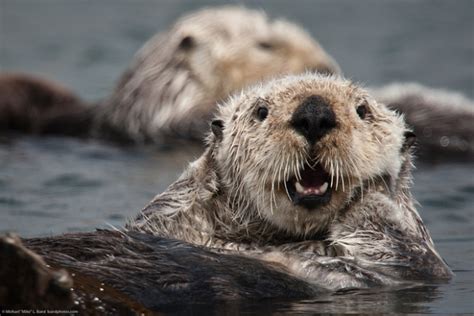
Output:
[290, 95, 336, 145]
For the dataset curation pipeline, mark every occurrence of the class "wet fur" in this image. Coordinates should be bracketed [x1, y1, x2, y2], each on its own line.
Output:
[0, 231, 320, 312]
[128, 74, 452, 283]
[2, 229, 425, 311]
[1, 232, 447, 312]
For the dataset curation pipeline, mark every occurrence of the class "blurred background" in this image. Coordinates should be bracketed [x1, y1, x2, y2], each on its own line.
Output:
[2, 0, 473, 101]
[0, 1, 473, 313]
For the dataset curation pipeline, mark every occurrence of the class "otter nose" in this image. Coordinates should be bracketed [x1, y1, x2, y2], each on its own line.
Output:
[291, 95, 336, 145]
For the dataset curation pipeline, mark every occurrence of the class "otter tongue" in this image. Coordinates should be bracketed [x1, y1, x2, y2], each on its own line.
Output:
[300, 167, 327, 188]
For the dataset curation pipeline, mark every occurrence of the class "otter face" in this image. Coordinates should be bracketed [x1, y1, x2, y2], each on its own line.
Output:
[172, 7, 340, 101]
[213, 74, 407, 236]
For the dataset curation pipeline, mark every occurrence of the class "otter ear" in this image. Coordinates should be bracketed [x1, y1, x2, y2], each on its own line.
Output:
[178, 35, 195, 51]
[211, 119, 224, 142]
[402, 131, 416, 152]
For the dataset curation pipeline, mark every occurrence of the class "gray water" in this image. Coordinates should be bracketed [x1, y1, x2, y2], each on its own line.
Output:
[0, 0, 473, 314]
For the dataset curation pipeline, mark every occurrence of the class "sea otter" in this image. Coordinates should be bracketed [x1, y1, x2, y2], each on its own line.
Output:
[0, 6, 339, 143]
[0, 74, 452, 312]
[127, 73, 452, 281]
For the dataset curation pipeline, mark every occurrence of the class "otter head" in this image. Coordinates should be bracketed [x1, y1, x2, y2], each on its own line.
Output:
[168, 6, 340, 101]
[209, 74, 410, 236]
[106, 6, 340, 142]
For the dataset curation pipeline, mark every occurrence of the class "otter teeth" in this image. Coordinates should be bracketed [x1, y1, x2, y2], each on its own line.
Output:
[294, 181, 329, 195]
[295, 182, 305, 193]
[320, 182, 329, 194]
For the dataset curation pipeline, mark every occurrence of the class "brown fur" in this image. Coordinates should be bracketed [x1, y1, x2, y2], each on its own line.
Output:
[0, 73, 93, 137]
[0, 231, 445, 313]
[0, 231, 321, 312]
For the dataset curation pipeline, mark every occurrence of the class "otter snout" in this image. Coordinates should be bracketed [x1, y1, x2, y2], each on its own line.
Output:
[290, 95, 336, 145]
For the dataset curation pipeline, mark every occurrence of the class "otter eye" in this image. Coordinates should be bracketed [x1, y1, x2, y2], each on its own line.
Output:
[257, 41, 274, 51]
[178, 36, 195, 51]
[257, 106, 269, 121]
[356, 104, 368, 119]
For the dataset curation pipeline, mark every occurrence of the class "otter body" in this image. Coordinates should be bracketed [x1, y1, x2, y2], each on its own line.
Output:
[0, 231, 449, 313]
[0, 232, 320, 312]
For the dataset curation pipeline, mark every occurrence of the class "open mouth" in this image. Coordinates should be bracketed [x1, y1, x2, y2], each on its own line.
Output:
[285, 163, 332, 209]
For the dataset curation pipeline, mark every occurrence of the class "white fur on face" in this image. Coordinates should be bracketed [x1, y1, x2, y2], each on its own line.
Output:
[215, 74, 407, 236]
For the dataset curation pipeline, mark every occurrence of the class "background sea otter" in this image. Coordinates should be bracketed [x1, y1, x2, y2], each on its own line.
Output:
[0, 7, 339, 143]
[0, 6, 472, 161]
